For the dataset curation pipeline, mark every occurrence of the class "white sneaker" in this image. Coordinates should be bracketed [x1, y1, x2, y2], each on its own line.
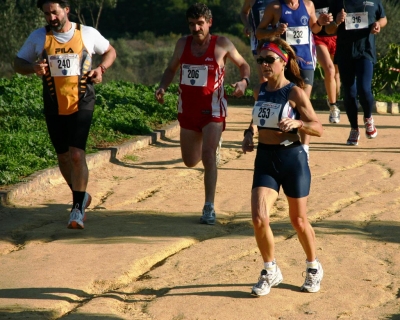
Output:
[364, 117, 378, 139]
[301, 261, 323, 293]
[329, 105, 340, 123]
[251, 266, 283, 297]
[67, 208, 84, 229]
[81, 192, 92, 222]
[327, 100, 340, 123]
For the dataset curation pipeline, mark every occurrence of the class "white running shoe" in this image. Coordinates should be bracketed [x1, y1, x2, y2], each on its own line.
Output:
[200, 204, 216, 225]
[301, 261, 324, 293]
[67, 207, 85, 229]
[329, 105, 340, 123]
[251, 266, 283, 297]
[81, 192, 92, 222]
[364, 117, 378, 139]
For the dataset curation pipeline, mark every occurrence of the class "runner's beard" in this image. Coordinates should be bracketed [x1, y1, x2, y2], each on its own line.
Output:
[49, 17, 67, 32]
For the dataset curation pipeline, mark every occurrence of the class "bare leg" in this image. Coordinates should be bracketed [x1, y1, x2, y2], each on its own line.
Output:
[251, 187, 279, 262]
[57, 151, 72, 185]
[316, 45, 338, 104]
[286, 195, 316, 261]
[334, 64, 341, 99]
[69, 147, 88, 192]
[180, 122, 223, 203]
[201, 122, 223, 203]
[180, 128, 202, 167]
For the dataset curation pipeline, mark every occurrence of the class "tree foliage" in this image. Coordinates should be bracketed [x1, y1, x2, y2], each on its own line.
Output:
[70, 0, 117, 29]
[0, 0, 43, 74]
[98, 0, 245, 40]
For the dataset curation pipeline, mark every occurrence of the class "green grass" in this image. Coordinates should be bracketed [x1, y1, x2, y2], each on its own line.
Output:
[0, 75, 179, 185]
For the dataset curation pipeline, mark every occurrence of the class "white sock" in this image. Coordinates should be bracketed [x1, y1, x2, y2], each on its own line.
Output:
[264, 260, 276, 272]
[306, 259, 318, 269]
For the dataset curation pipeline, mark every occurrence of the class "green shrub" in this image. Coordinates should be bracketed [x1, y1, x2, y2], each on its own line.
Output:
[0, 75, 178, 185]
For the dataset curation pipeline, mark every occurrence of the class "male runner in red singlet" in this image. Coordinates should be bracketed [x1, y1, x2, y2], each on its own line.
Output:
[155, 3, 250, 225]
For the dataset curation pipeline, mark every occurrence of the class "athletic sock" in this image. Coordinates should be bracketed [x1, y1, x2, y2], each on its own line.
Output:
[72, 191, 86, 212]
[329, 102, 337, 106]
[264, 259, 276, 272]
[306, 259, 319, 270]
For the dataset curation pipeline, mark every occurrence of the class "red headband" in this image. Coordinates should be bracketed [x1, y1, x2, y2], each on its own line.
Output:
[260, 42, 289, 63]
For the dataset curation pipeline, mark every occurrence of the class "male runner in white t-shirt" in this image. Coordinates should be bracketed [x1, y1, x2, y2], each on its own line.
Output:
[14, 0, 116, 229]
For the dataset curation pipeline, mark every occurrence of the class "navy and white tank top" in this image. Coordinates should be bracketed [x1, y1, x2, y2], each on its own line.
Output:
[279, 0, 316, 70]
[252, 82, 299, 134]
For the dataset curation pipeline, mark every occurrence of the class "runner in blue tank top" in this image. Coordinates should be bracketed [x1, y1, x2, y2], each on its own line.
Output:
[241, 0, 275, 84]
[255, 0, 332, 158]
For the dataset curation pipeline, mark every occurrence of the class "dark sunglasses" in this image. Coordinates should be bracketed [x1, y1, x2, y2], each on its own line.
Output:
[256, 56, 281, 65]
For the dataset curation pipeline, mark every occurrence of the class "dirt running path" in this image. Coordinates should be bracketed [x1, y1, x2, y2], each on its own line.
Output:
[1, 106, 400, 319]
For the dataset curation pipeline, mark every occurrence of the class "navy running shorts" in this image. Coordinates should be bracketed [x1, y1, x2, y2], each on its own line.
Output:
[252, 141, 311, 198]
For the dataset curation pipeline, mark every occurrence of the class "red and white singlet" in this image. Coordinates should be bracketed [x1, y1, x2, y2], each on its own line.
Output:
[178, 35, 227, 122]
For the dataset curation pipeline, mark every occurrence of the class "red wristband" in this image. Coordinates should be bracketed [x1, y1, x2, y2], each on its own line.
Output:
[99, 65, 107, 74]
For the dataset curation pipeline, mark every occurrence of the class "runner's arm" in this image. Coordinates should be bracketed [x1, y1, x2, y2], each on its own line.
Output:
[220, 36, 250, 96]
[371, 16, 387, 34]
[306, 1, 332, 34]
[14, 57, 37, 75]
[287, 87, 323, 137]
[240, 0, 253, 37]
[325, 9, 345, 34]
[89, 45, 117, 82]
[256, 2, 281, 39]
[158, 37, 185, 91]
[155, 37, 185, 103]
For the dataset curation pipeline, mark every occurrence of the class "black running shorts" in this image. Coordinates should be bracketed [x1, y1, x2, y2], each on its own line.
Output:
[45, 109, 94, 154]
[252, 141, 311, 198]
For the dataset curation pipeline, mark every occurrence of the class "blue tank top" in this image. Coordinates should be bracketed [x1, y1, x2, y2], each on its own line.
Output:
[250, 0, 275, 53]
[253, 82, 300, 134]
[279, 0, 316, 70]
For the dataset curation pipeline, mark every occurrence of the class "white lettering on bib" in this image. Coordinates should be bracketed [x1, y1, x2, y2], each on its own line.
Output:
[345, 12, 368, 30]
[181, 64, 208, 87]
[315, 7, 329, 18]
[48, 54, 80, 77]
[286, 26, 309, 45]
[252, 101, 281, 129]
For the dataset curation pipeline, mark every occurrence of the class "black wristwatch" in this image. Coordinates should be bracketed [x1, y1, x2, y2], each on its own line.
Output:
[241, 77, 250, 86]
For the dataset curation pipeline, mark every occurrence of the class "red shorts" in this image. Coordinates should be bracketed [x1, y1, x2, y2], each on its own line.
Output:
[178, 112, 226, 133]
[314, 35, 337, 56]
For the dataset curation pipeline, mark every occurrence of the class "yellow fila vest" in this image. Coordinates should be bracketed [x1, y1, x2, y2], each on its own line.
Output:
[42, 24, 94, 115]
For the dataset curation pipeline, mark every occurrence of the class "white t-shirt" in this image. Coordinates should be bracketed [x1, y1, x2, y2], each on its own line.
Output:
[17, 22, 110, 63]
